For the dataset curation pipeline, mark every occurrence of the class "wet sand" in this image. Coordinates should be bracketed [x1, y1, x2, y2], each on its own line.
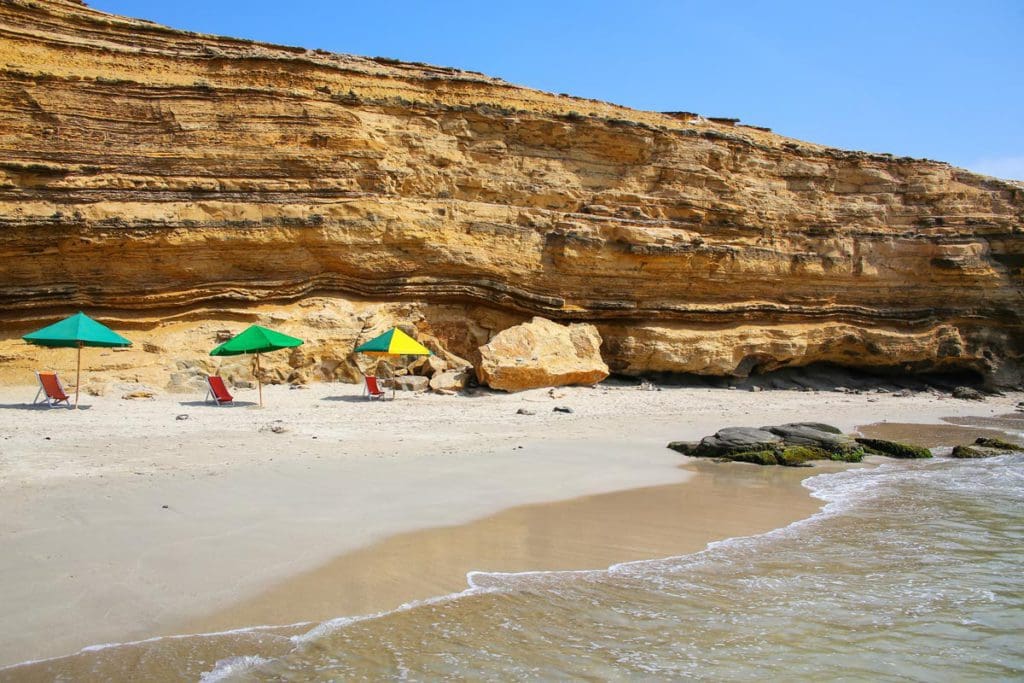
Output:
[856, 414, 1024, 448]
[187, 460, 824, 635]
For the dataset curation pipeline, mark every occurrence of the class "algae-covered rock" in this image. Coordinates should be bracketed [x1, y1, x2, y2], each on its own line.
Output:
[778, 446, 830, 466]
[974, 437, 1020, 451]
[855, 438, 933, 459]
[951, 445, 987, 458]
[668, 422, 866, 466]
[727, 450, 781, 466]
[951, 437, 1020, 458]
[763, 423, 862, 458]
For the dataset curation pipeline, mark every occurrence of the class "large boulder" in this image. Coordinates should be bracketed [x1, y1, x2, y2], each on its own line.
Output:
[669, 427, 784, 457]
[763, 423, 859, 455]
[477, 317, 609, 392]
[669, 422, 871, 466]
[393, 375, 429, 392]
[429, 368, 471, 393]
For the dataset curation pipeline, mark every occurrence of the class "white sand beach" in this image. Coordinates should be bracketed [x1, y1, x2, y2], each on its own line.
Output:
[0, 380, 1020, 667]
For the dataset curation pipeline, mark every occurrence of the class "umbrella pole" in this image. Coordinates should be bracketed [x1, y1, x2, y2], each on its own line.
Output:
[256, 353, 263, 407]
[75, 342, 82, 409]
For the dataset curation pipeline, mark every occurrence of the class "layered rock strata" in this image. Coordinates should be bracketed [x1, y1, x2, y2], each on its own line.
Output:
[1, 0, 1022, 388]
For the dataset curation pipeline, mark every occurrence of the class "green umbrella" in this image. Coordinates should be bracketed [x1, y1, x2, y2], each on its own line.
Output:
[210, 325, 303, 407]
[23, 311, 133, 408]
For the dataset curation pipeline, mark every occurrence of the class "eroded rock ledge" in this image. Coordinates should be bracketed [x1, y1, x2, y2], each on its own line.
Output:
[1, 0, 1022, 387]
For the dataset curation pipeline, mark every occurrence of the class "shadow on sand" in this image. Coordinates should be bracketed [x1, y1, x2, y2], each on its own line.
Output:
[0, 403, 90, 411]
[176, 400, 260, 408]
[321, 395, 380, 403]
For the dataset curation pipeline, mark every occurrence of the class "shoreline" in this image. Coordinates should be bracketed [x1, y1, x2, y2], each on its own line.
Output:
[182, 460, 827, 638]
[1, 381, 1021, 668]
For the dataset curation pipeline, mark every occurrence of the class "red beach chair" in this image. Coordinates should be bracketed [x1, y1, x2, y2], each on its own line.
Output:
[206, 375, 234, 405]
[34, 371, 72, 408]
[364, 375, 389, 400]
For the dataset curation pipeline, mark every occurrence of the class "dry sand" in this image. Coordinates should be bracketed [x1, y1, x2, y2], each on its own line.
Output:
[0, 379, 1020, 668]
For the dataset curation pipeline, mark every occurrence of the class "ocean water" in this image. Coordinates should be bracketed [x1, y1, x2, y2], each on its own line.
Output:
[5, 451, 1023, 682]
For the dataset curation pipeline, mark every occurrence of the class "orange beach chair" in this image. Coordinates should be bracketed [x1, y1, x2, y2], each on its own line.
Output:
[363, 375, 389, 400]
[34, 371, 72, 408]
[206, 375, 234, 405]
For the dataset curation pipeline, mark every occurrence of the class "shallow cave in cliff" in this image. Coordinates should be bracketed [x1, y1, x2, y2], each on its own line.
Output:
[618, 362, 989, 394]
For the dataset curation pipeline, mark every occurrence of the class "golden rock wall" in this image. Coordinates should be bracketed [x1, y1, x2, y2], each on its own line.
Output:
[1, 0, 1022, 387]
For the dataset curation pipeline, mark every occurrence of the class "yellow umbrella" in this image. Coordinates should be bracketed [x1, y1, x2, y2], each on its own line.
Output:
[354, 328, 432, 396]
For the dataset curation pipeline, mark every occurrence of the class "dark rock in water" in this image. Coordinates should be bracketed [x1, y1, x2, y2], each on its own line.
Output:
[952, 386, 984, 400]
[855, 438, 932, 459]
[951, 445, 991, 458]
[951, 437, 1020, 458]
[763, 423, 859, 456]
[667, 441, 699, 455]
[668, 422, 865, 466]
[692, 427, 784, 456]
[975, 437, 1019, 450]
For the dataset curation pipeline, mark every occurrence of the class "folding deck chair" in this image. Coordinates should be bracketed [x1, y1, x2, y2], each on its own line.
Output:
[363, 375, 390, 400]
[205, 375, 235, 405]
[34, 371, 72, 408]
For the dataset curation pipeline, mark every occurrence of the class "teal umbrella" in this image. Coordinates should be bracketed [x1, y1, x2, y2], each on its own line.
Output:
[210, 325, 303, 407]
[23, 311, 132, 408]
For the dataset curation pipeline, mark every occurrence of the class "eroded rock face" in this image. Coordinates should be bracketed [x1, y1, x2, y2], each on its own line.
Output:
[477, 317, 609, 391]
[0, 1, 1022, 387]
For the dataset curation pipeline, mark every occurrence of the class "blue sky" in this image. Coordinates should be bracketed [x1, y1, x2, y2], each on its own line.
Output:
[88, 0, 1024, 180]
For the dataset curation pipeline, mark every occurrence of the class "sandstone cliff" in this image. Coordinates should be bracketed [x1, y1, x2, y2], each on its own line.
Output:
[1, 0, 1022, 389]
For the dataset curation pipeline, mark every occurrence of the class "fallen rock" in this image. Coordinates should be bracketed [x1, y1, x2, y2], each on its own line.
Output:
[516, 408, 536, 415]
[429, 368, 471, 393]
[951, 386, 984, 400]
[855, 437, 932, 459]
[394, 375, 429, 392]
[477, 317, 609, 392]
[553, 406, 574, 413]
[175, 414, 189, 421]
[166, 370, 207, 394]
[121, 390, 155, 400]
[260, 421, 289, 434]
